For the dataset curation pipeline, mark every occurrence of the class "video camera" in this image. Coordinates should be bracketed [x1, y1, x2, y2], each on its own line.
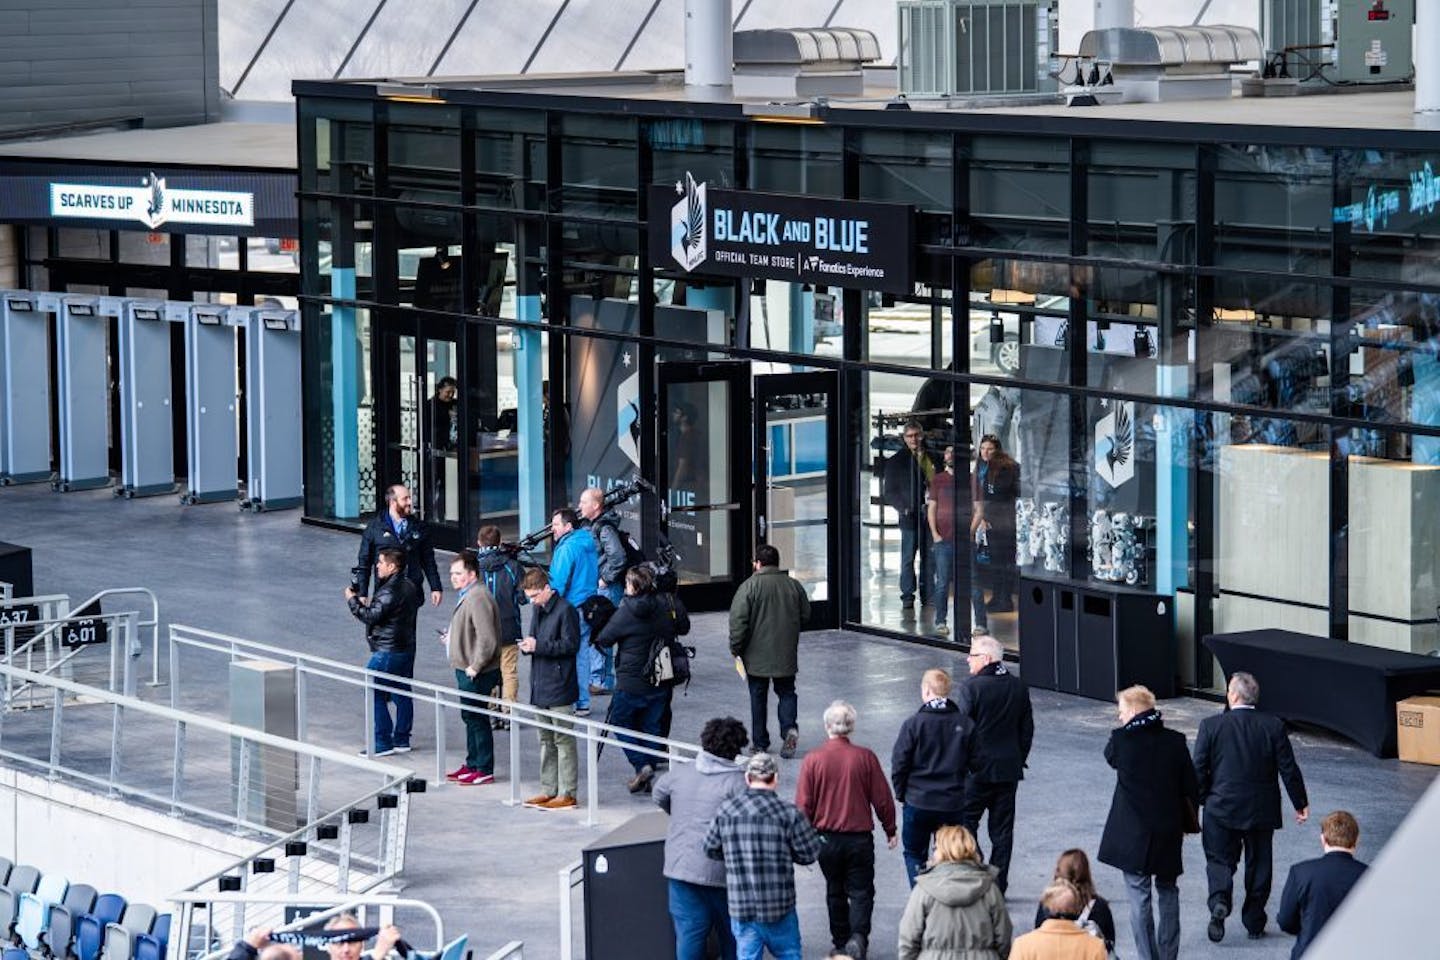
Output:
[501, 476, 657, 561]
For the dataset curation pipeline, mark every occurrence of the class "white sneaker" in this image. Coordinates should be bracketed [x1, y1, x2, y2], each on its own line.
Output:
[360, 747, 397, 758]
[391, 745, 413, 754]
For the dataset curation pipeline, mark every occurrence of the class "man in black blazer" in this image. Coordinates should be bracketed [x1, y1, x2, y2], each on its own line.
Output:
[1193, 671, 1309, 943]
[1277, 810, 1368, 959]
[957, 632, 1033, 893]
[1098, 685, 1199, 960]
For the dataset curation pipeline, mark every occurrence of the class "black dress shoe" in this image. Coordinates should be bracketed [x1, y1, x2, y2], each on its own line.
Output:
[1247, 930, 1265, 940]
[1208, 906, 1227, 943]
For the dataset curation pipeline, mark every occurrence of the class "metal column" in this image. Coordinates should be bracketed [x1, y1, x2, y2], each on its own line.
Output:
[117, 300, 181, 498]
[55, 296, 120, 491]
[0, 291, 58, 485]
[241, 308, 302, 511]
[182, 305, 239, 505]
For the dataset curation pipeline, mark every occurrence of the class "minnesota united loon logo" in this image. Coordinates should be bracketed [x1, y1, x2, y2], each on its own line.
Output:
[1095, 400, 1135, 488]
[670, 173, 707, 272]
[142, 172, 166, 229]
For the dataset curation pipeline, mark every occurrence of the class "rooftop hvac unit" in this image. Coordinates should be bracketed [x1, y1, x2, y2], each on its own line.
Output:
[1259, 0, 1413, 84]
[1263, 0, 1326, 58]
[897, 0, 1058, 97]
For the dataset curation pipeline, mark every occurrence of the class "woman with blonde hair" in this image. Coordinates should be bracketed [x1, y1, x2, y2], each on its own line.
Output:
[898, 824, 1013, 960]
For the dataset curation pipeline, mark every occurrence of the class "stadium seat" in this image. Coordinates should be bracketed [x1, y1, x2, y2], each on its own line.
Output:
[102, 903, 156, 960]
[0, 866, 41, 940]
[14, 874, 69, 950]
[41, 883, 96, 959]
[0, 860, 11, 885]
[5, 946, 31, 960]
[433, 934, 468, 960]
[73, 894, 125, 960]
[131, 914, 170, 960]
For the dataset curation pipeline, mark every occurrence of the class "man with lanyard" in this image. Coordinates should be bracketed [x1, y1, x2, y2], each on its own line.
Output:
[882, 419, 936, 618]
[441, 551, 502, 786]
[355, 484, 443, 608]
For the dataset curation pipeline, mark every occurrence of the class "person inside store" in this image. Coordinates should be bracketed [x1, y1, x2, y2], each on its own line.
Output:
[429, 376, 460, 520]
[883, 419, 937, 618]
[970, 434, 1020, 614]
[669, 400, 706, 504]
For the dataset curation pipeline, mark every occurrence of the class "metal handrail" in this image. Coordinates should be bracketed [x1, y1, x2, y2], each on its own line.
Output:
[5, 587, 161, 683]
[171, 894, 446, 960]
[2, 610, 139, 705]
[169, 624, 702, 825]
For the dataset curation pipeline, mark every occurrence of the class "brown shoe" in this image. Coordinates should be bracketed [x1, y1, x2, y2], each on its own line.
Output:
[541, 795, 578, 810]
[523, 794, 555, 807]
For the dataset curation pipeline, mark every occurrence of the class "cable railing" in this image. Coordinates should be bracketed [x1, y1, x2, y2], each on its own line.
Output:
[0, 661, 413, 843]
[169, 624, 703, 826]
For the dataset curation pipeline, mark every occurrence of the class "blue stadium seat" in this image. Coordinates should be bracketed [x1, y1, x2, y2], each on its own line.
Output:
[132, 914, 170, 960]
[41, 884, 96, 959]
[73, 893, 125, 960]
[5, 946, 32, 960]
[102, 903, 156, 960]
[434, 934, 468, 960]
[14, 873, 69, 950]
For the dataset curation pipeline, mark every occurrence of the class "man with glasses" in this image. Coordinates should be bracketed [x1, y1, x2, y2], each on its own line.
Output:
[882, 420, 937, 617]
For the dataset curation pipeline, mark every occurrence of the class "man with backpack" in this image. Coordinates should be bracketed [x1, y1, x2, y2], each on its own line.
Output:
[475, 526, 525, 729]
[579, 487, 645, 694]
[593, 564, 691, 794]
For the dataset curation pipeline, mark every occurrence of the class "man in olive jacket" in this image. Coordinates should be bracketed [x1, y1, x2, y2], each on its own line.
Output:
[729, 544, 811, 758]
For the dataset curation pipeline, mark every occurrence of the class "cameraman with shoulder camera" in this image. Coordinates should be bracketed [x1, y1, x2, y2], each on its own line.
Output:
[578, 486, 627, 695]
[344, 547, 421, 756]
[594, 564, 691, 795]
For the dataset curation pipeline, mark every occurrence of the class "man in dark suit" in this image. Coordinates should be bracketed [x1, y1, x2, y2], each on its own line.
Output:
[957, 632, 1033, 894]
[1098, 684, 1199, 960]
[1194, 671, 1309, 943]
[1277, 810, 1368, 959]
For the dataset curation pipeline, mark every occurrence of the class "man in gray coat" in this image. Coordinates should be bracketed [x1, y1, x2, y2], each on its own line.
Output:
[653, 716, 749, 960]
[729, 544, 811, 758]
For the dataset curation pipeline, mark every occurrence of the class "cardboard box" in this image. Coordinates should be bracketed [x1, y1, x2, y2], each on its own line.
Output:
[1396, 696, 1440, 765]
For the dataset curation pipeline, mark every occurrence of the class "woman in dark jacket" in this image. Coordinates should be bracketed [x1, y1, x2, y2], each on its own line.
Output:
[970, 434, 1020, 612]
[1098, 685, 1200, 960]
[594, 564, 691, 794]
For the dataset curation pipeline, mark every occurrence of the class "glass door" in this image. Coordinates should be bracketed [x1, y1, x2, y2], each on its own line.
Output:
[378, 314, 463, 550]
[658, 360, 751, 611]
[755, 371, 839, 628]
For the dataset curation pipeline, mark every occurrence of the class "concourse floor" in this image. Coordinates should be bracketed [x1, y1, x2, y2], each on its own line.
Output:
[2, 483, 1433, 959]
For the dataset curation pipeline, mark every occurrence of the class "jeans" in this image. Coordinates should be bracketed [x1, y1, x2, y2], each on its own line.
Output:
[818, 832, 875, 950]
[670, 879, 736, 960]
[898, 519, 931, 606]
[746, 675, 797, 752]
[575, 618, 594, 710]
[589, 583, 623, 689]
[731, 912, 801, 960]
[1202, 816, 1274, 934]
[932, 540, 954, 625]
[1123, 871, 1180, 960]
[455, 668, 500, 773]
[367, 649, 414, 751]
[609, 687, 668, 772]
[538, 704, 578, 797]
[901, 805, 963, 887]
[960, 778, 1018, 893]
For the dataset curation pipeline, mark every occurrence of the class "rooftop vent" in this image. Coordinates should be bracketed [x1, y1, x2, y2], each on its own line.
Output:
[1063, 25, 1263, 103]
[731, 27, 881, 99]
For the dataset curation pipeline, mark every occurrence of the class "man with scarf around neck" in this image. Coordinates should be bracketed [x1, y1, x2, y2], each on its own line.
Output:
[1098, 685, 1200, 960]
[891, 668, 971, 889]
[957, 632, 1033, 894]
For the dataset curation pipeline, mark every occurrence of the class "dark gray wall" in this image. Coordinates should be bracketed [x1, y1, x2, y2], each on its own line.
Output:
[0, 0, 219, 135]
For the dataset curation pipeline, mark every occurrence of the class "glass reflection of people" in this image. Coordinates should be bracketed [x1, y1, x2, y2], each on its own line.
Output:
[883, 419, 937, 617]
[429, 376, 459, 521]
[970, 434, 1020, 614]
[926, 444, 958, 638]
[670, 401, 705, 505]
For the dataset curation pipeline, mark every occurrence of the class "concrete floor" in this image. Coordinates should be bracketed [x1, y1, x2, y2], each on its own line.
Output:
[1, 482, 1435, 959]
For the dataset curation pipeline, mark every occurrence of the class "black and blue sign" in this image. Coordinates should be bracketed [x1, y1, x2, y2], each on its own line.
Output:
[649, 173, 914, 294]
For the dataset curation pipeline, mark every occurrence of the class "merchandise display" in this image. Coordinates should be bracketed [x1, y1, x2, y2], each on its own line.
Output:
[1089, 509, 1152, 586]
[1016, 497, 1068, 575]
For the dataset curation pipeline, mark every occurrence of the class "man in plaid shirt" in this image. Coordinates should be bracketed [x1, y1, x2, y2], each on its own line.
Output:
[703, 752, 822, 960]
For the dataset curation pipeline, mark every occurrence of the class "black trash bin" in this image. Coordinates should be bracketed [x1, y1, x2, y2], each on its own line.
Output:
[582, 810, 675, 960]
[0, 542, 34, 597]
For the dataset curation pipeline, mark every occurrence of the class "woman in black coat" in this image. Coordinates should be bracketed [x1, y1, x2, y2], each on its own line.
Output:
[1098, 685, 1200, 960]
[593, 565, 690, 794]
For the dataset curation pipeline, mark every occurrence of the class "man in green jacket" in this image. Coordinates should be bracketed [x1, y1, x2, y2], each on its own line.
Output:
[729, 544, 811, 759]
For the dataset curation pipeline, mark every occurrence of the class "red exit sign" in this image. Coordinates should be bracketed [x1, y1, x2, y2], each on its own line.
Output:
[1368, 1, 1391, 19]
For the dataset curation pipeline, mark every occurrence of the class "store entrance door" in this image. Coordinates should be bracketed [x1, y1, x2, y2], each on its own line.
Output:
[658, 360, 751, 612]
[755, 371, 839, 629]
[378, 313, 464, 552]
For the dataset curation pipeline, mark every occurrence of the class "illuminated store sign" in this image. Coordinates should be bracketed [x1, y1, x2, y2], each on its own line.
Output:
[648, 173, 913, 294]
[1333, 162, 1440, 233]
[49, 172, 254, 229]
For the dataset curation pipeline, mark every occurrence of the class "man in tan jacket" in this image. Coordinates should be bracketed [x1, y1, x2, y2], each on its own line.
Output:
[442, 551, 503, 785]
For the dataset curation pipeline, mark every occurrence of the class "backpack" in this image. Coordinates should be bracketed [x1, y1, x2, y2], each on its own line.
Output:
[480, 560, 523, 638]
[646, 595, 694, 689]
[578, 594, 617, 641]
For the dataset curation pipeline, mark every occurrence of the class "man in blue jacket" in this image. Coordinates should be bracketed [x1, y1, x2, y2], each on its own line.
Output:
[1277, 810, 1367, 958]
[547, 507, 599, 716]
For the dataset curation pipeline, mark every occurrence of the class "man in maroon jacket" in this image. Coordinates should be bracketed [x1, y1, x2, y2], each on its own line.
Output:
[795, 699, 898, 960]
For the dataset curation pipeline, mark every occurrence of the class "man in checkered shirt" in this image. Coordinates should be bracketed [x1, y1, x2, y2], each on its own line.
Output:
[703, 752, 822, 960]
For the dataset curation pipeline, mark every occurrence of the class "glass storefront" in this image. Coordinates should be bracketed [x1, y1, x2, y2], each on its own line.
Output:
[295, 85, 1440, 687]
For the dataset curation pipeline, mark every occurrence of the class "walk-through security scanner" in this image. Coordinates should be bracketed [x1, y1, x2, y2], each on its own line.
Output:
[241, 308, 302, 512]
[182, 305, 239, 505]
[55, 296, 122, 492]
[117, 300, 185, 499]
[0, 292, 59, 485]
